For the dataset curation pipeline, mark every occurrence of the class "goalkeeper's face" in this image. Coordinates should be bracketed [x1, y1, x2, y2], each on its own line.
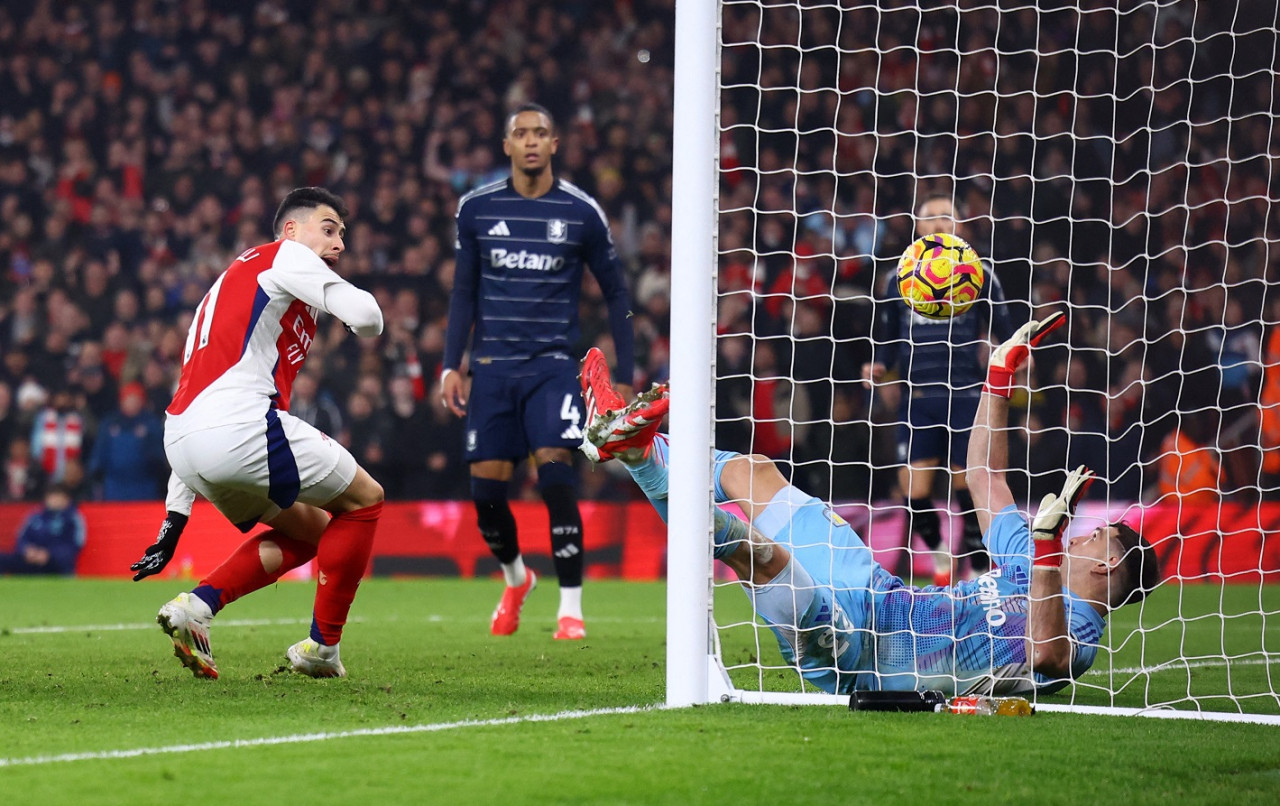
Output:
[284, 204, 347, 267]
[1064, 526, 1122, 574]
[504, 110, 558, 177]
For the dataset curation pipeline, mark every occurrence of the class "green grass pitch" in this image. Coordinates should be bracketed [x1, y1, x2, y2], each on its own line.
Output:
[2, 577, 1278, 805]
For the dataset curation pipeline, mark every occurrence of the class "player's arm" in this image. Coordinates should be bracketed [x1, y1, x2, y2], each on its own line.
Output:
[862, 280, 899, 388]
[967, 312, 1066, 534]
[1027, 466, 1094, 678]
[441, 201, 481, 416]
[131, 472, 196, 581]
[583, 200, 635, 396]
[324, 283, 383, 337]
[264, 240, 384, 336]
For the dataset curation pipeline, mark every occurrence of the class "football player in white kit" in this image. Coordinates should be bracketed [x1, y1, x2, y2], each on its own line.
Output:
[130, 187, 384, 679]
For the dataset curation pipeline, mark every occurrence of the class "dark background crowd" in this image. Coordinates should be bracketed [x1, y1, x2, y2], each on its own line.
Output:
[0, 0, 1276, 511]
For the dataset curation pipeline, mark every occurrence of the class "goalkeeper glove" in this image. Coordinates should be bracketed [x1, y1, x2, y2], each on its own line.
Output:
[1030, 465, 1095, 568]
[984, 311, 1066, 398]
[130, 511, 189, 581]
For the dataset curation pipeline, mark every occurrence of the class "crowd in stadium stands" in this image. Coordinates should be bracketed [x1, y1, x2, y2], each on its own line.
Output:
[0, 0, 1275, 508]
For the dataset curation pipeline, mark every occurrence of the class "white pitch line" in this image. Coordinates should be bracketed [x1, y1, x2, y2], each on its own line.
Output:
[0, 704, 662, 768]
[1087, 656, 1280, 676]
[6, 615, 660, 635]
[6, 618, 316, 635]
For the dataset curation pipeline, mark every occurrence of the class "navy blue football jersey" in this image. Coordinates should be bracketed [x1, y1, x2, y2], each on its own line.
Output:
[444, 178, 634, 380]
[872, 262, 1016, 397]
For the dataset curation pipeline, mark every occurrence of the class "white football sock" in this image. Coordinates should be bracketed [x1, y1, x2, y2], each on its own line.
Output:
[502, 556, 527, 588]
[558, 586, 583, 620]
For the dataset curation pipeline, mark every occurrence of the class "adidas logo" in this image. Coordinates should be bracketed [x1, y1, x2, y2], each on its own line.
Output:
[488, 220, 511, 237]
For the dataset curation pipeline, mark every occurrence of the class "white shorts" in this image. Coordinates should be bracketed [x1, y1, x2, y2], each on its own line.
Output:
[164, 409, 358, 532]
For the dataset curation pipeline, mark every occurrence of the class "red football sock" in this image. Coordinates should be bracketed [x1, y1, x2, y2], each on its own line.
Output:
[311, 502, 382, 645]
[197, 530, 319, 613]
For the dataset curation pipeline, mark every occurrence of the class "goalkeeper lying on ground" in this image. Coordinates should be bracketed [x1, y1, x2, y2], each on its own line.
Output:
[577, 313, 1158, 695]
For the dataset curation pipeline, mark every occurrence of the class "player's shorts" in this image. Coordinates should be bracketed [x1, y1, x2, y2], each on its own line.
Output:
[464, 358, 584, 462]
[752, 485, 883, 693]
[896, 393, 980, 467]
[164, 409, 358, 532]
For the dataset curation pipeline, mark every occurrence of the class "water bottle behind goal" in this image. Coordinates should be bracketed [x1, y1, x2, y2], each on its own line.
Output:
[947, 695, 1035, 717]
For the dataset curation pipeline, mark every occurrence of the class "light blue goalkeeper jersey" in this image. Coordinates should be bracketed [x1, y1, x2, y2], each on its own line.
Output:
[758, 493, 1105, 696]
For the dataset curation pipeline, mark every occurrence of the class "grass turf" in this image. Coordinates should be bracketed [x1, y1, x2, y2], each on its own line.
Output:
[1, 577, 1278, 805]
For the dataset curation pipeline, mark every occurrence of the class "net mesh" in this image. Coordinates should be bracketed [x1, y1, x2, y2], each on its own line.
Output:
[708, 0, 1280, 714]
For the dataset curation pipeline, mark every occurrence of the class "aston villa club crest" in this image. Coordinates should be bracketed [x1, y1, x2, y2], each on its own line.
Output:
[547, 219, 568, 243]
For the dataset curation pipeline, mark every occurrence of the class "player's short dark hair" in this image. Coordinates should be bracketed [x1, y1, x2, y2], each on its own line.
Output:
[505, 102, 556, 135]
[272, 187, 348, 238]
[1112, 522, 1159, 606]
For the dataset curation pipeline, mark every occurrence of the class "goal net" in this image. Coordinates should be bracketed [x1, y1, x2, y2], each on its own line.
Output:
[668, 0, 1280, 722]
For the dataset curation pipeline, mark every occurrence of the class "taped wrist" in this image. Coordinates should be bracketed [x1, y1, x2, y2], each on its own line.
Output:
[1032, 534, 1063, 567]
[983, 366, 1015, 398]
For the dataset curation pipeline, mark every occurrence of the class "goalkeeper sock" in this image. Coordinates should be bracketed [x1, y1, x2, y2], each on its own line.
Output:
[194, 530, 319, 615]
[310, 502, 381, 646]
[624, 432, 670, 522]
[713, 508, 751, 560]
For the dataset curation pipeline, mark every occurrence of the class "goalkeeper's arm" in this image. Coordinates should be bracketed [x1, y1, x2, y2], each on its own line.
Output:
[1026, 466, 1094, 679]
[965, 312, 1066, 535]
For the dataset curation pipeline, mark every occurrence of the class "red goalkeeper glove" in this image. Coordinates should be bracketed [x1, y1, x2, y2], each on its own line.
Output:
[983, 311, 1066, 398]
[1031, 465, 1095, 567]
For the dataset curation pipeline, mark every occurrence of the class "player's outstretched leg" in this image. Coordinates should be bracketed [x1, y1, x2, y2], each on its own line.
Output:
[157, 592, 218, 679]
[578, 347, 669, 464]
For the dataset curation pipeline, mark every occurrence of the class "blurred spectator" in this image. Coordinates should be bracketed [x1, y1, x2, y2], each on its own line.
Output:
[341, 389, 389, 481]
[0, 483, 85, 576]
[290, 370, 343, 437]
[0, 379, 14, 459]
[749, 339, 809, 475]
[85, 382, 166, 501]
[1154, 415, 1222, 505]
[2, 436, 44, 503]
[420, 396, 469, 499]
[381, 376, 433, 499]
[29, 386, 86, 487]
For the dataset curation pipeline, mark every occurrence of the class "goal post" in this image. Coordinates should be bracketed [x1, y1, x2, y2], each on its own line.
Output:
[667, 0, 719, 708]
[668, 0, 1280, 722]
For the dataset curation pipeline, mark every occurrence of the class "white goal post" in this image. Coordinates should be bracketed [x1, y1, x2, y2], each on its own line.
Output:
[669, 0, 1280, 723]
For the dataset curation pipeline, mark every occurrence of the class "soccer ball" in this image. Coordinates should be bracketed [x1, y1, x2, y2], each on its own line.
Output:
[895, 233, 986, 319]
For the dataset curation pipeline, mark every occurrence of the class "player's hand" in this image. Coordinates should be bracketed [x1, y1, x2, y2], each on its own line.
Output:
[984, 311, 1066, 398]
[130, 512, 189, 581]
[614, 383, 635, 403]
[1030, 465, 1094, 567]
[861, 362, 885, 389]
[440, 369, 468, 417]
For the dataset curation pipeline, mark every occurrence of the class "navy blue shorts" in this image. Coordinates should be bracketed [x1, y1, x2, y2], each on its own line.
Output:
[464, 359, 585, 462]
[896, 393, 980, 468]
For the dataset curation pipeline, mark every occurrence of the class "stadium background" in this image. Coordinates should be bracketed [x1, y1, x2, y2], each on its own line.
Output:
[0, 0, 1274, 582]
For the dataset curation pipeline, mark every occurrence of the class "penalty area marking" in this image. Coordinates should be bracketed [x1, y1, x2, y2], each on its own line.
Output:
[0, 704, 663, 768]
